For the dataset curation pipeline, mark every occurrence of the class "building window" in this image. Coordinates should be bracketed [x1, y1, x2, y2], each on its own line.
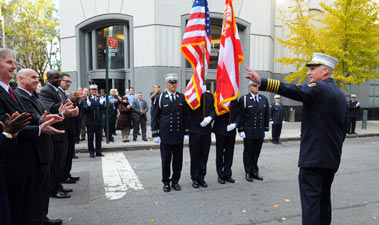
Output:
[96, 25, 125, 69]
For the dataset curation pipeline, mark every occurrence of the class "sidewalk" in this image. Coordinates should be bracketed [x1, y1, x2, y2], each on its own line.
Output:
[75, 121, 379, 153]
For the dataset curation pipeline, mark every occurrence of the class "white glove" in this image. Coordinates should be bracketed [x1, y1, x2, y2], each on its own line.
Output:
[282, 120, 286, 124]
[200, 116, 212, 127]
[226, 123, 237, 132]
[270, 121, 273, 124]
[153, 137, 161, 143]
[264, 132, 268, 137]
[100, 96, 105, 105]
[239, 132, 246, 139]
[86, 97, 91, 107]
[183, 135, 189, 143]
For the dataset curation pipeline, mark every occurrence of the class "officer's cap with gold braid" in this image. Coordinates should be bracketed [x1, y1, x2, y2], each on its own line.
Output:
[89, 84, 98, 90]
[248, 81, 260, 87]
[306, 53, 338, 69]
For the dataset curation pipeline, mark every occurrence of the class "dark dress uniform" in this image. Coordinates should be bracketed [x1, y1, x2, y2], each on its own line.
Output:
[188, 92, 216, 184]
[238, 93, 269, 178]
[269, 102, 284, 144]
[212, 100, 240, 181]
[83, 95, 105, 156]
[261, 77, 348, 225]
[151, 90, 188, 185]
[347, 100, 360, 134]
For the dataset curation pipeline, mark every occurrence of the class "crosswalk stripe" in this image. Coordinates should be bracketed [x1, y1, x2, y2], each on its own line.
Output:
[102, 152, 144, 200]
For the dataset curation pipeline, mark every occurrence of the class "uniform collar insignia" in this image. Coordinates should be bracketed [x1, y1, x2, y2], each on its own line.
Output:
[308, 82, 317, 87]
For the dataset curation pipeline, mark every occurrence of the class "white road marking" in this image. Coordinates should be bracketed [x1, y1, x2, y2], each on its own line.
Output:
[102, 152, 144, 200]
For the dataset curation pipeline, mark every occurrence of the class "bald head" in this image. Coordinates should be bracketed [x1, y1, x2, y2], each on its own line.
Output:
[46, 69, 61, 87]
[17, 69, 40, 93]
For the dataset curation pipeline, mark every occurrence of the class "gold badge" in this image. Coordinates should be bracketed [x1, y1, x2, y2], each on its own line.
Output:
[308, 82, 317, 87]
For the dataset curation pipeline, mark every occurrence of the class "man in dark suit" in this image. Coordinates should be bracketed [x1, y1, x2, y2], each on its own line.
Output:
[83, 84, 105, 158]
[14, 68, 67, 225]
[59, 74, 81, 185]
[187, 91, 216, 188]
[39, 70, 79, 199]
[238, 81, 269, 182]
[1, 113, 31, 225]
[212, 100, 240, 184]
[0, 49, 65, 225]
[270, 95, 284, 144]
[347, 94, 360, 134]
[245, 53, 348, 225]
[151, 73, 189, 192]
[132, 92, 149, 141]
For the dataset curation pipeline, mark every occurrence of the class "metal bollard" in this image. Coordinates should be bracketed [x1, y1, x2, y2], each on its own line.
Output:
[289, 107, 295, 122]
[362, 110, 368, 129]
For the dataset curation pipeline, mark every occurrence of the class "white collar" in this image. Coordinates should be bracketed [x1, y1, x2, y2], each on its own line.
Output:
[0, 81, 9, 93]
[250, 93, 258, 98]
[47, 82, 59, 92]
[17, 87, 33, 96]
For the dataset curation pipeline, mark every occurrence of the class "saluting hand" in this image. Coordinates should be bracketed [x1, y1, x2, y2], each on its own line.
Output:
[244, 65, 261, 84]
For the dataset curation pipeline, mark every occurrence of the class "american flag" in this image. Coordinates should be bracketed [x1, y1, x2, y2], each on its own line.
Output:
[181, 0, 211, 110]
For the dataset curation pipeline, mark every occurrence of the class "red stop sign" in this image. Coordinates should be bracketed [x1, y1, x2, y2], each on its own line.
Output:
[107, 37, 118, 48]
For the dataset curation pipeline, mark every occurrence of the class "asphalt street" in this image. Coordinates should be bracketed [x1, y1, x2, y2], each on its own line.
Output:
[49, 137, 379, 225]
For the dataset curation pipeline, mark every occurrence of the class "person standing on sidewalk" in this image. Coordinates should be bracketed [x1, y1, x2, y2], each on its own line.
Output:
[238, 81, 269, 182]
[116, 96, 132, 142]
[244, 52, 348, 225]
[270, 95, 284, 144]
[151, 73, 189, 193]
[212, 99, 240, 184]
[132, 92, 148, 141]
[347, 94, 360, 134]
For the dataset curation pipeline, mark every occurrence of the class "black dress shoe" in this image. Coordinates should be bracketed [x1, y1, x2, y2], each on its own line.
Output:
[70, 176, 80, 181]
[50, 192, 71, 198]
[143, 138, 148, 142]
[163, 184, 170, 192]
[198, 180, 208, 188]
[245, 174, 254, 182]
[80, 137, 85, 141]
[252, 174, 264, 181]
[62, 177, 77, 184]
[62, 188, 73, 193]
[96, 153, 105, 157]
[72, 154, 79, 159]
[43, 218, 63, 225]
[90, 153, 95, 158]
[75, 140, 80, 144]
[192, 180, 199, 188]
[171, 183, 181, 191]
[218, 177, 226, 184]
[225, 178, 235, 183]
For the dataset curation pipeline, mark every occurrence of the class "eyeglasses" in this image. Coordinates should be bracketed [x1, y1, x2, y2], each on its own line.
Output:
[62, 80, 72, 84]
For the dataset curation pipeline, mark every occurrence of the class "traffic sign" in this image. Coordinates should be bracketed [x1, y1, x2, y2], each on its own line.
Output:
[107, 37, 118, 48]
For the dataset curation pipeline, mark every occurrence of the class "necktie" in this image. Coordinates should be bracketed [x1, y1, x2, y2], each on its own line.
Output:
[8, 87, 19, 105]
[171, 94, 175, 102]
[31, 93, 44, 111]
[254, 95, 258, 103]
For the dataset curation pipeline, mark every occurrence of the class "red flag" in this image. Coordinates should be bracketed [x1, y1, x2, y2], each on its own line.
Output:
[214, 0, 244, 115]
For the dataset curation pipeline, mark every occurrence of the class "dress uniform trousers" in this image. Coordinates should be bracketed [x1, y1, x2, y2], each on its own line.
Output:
[243, 138, 264, 176]
[87, 124, 103, 154]
[160, 143, 183, 184]
[189, 133, 211, 181]
[271, 124, 282, 143]
[299, 167, 336, 225]
[215, 134, 235, 179]
[348, 117, 356, 133]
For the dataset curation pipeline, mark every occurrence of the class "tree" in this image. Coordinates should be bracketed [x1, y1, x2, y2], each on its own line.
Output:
[277, 0, 379, 86]
[0, 0, 59, 83]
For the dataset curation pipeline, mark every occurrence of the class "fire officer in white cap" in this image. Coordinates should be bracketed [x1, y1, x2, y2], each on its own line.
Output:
[244, 52, 348, 225]
[151, 73, 189, 193]
[270, 94, 284, 144]
[347, 94, 360, 134]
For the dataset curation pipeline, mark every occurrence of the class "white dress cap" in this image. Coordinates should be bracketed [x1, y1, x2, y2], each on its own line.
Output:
[306, 53, 339, 69]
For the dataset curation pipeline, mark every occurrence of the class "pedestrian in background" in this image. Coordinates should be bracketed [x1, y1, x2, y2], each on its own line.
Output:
[132, 92, 148, 141]
[270, 95, 284, 144]
[116, 96, 132, 142]
[150, 85, 161, 103]
[244, 52, 348, 225]
[347, 94, 360, 134]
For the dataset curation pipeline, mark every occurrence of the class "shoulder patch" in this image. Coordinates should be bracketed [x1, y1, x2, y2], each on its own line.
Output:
[308, 82, 317, 87]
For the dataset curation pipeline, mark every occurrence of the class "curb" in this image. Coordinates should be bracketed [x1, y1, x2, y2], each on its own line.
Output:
[75, 132, 379, 153]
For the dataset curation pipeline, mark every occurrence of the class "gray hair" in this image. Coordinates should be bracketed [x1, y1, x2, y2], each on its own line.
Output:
[320, 65, 334, 75]
[0, 48, 15, 58]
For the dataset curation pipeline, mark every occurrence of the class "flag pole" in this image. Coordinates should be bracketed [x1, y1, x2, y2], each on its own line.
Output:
[202, 44, 206, 119]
